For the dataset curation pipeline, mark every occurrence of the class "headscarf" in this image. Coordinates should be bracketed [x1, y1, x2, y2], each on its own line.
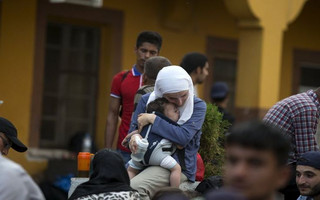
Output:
[147, 66, 194, 125]
[68, 149, 135, 200]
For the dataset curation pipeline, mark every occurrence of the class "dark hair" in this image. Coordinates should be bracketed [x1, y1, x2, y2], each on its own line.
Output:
[146, 97, 170, 114]
[136, 31, 162, 51]
[144, 56, 171, 82]
[180, 52, 208, 74]
[226, 120, 291, 166]
[152, 187, 189, 200]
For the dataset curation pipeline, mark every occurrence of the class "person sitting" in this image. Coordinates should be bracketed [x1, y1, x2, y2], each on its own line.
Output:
[296, 151, 320, 200]
[127, 97, 181, 187]
[122, 66, 207, 199]
[0, 116, 27, 155]
[68, 149, 139, 200]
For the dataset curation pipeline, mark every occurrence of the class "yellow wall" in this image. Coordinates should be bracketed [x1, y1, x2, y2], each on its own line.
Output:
[281, 0, 320, 99]
[1, 0, 318, 175]
[97, 0, 239, 148]
[103, 0, 238, 68]
[0, 0, 47, 175]
[0, 0, 238, 175]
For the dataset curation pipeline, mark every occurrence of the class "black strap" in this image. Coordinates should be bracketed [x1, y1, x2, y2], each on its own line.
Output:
[121, 70, 130, 81]
[162, 147, 174, 152]
[119, 70, 130, 117]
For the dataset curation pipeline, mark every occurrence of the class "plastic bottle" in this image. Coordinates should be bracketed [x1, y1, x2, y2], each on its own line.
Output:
[131, 135, 149, 162]
[77, 152, 91, 177]
[82, 133, 92, 153]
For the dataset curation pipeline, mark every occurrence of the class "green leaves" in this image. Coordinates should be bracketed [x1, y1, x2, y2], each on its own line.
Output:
[199, 103, 230, 178]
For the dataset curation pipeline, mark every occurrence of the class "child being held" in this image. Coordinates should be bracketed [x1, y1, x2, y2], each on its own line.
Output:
[127, 97, 182, 187]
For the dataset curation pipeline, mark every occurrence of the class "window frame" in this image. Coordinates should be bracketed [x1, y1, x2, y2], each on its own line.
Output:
[30, 0, 123, 148]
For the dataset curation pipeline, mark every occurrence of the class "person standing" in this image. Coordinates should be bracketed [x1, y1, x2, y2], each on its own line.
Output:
[210, 82, 235, 125]
[263, 87, 320, 200]
[105, 31, 162, 163]
[180, 52, 209, 96]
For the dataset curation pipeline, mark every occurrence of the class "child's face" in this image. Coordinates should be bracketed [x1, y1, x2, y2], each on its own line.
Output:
[164, 103, 180, 122]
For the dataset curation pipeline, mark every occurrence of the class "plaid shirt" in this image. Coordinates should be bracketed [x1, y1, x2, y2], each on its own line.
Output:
[263, 90, 320, 163]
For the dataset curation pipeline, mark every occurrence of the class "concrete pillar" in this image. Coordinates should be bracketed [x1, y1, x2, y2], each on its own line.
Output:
[224, 0, 306, 121]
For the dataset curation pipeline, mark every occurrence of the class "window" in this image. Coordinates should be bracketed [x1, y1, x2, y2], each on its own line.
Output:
[40, 22, 100, 149]
[299, 63, 320, 92]
[205, 36, 238, 114]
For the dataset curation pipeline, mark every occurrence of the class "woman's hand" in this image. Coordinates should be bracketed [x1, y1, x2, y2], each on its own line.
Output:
[138, 113, 156, 133]
[129, 134, 142, 154]
[121, 130, 138, 148]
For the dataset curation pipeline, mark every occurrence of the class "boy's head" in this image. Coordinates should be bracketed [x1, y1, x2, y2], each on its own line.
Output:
[180, 52, 209, 84]
[296, 151, 320, 197]
[136, 31, 162, 51]
[144, 56, 171, 85]
[224, 121, 291, 200]
[135, 31, 163, 72]
[211, 82, 229, 104]
[147, 97, 180, 122]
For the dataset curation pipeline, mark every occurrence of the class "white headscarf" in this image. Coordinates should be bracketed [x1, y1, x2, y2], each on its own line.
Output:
[147, 66, 194, 125]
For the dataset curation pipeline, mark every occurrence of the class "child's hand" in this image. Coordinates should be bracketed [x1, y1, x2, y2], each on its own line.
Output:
[137, 113, 156, 133]
[121, 130, 138, 148]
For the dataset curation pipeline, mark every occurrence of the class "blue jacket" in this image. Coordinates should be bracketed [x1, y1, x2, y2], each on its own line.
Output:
[129, 93, 206, 181]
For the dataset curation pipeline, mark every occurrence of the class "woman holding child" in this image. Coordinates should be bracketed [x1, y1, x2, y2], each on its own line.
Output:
[123, 65, 206, 199]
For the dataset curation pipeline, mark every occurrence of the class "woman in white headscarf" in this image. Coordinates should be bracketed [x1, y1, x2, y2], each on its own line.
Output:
[123, 66, 206, 199]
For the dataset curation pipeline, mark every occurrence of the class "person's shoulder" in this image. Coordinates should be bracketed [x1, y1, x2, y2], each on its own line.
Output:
[194, 96, 206, 108]
[141, 92, 151, 100]
[0, 156, 25, 178]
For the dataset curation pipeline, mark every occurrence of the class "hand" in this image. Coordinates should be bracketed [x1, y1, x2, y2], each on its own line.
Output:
[121, 130, 138, 148]
[129, 134, 142, 154]
[137, 113, 156, 133]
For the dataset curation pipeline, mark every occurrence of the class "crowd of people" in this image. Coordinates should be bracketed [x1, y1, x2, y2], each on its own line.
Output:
[1, 30, 319, 200]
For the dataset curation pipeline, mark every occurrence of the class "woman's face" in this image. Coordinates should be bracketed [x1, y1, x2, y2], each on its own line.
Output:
[163, 90, 189, 107]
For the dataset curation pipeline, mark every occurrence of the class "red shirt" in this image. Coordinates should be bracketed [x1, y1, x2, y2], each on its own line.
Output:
[110, 66, 142, 152]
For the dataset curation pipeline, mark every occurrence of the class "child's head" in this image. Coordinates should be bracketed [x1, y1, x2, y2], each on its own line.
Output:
[147, 97, 180, 122]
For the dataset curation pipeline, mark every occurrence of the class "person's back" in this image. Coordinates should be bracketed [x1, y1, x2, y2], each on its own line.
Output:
[133, 56, 171, 112]
[0, 154, 45, 200]
[69, 149, 139, 200]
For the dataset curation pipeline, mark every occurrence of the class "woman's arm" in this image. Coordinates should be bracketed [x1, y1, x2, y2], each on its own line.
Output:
[152, 98, 206, 147]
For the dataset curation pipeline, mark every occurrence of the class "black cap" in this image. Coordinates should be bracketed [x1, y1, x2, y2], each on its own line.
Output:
[211, 82, 229, 99]
[0, 117, 27, 152]
[297, 151, 320, 169]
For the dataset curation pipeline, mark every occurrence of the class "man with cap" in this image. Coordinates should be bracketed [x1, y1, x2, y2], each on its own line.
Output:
[0, 116, 27, 155]
[296, 151, 320, 200]
[211, 82, 235, 125]
[0, 116, 45, 199]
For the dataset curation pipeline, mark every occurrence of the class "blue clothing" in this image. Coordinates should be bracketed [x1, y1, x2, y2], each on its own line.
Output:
[297, 195, 313, 200]
[129, 93, 206, 181]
